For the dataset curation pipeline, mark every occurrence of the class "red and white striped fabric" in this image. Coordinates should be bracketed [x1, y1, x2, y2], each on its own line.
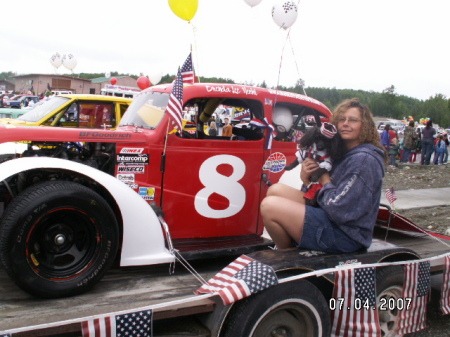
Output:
[195, 255, 278, 305]
[440, 254, 450, 314]
[397, 261, 430, 334]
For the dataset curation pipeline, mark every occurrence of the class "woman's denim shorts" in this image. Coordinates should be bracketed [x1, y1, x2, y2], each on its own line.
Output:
[297, 205, 363, 254]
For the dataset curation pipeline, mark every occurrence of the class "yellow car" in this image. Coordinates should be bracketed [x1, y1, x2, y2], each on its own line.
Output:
[0, 94, 132, 129]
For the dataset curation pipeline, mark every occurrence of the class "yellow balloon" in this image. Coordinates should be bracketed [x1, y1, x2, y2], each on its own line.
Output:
[168, 0, 198, 22]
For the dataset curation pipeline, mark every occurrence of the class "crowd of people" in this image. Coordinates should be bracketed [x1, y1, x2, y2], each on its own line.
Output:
[380, 119, 448, 167]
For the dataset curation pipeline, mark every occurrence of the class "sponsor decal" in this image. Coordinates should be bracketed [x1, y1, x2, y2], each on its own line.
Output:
[126, 182, 139, 189]
[263, 152, 286, 173]
[336, 259, 362, 268]
[139, 187, 155, 201]
[117, 174, 135, 182]
[298, 250, 326, 257]
[116, 154, 149, 165]
[120, 148, 145, 154]
[79, 131, 131, 139]
[117, 165, 145, 173]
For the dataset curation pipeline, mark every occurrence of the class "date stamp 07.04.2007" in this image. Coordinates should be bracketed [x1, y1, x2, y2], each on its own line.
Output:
[329, 297, 412, 311]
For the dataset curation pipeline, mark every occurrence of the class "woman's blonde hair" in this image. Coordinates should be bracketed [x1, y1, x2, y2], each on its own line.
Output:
[331, 98, 387, 156]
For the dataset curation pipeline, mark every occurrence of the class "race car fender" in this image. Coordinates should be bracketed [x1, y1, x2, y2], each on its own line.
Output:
[0, 157, 175, 267]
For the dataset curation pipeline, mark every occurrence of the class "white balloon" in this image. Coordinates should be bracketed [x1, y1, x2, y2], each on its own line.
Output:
[105, 72, 111, 78]
[148, 71, 162, 86]
[62, 53, 77, 71]
[50, 52, 62, 69]
[272, 0, 298, 30]
[244, 0, 263, 7]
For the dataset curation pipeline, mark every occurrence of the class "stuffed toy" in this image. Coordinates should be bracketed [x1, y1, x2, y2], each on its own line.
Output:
[285, 122, 342, 205]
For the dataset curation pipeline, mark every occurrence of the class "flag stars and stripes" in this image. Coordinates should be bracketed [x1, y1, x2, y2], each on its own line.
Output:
[195, 255, 278, 305]
[181, 52, 194, 85]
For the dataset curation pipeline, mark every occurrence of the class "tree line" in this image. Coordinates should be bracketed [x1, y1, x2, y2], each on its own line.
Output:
[2, 72, 448, 127]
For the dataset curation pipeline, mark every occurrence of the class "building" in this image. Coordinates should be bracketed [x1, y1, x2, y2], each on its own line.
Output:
[0, 80, 15, 94]
[9, 74, 138, 95]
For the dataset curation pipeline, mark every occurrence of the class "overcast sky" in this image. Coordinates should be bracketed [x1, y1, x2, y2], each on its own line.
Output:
[1, 0, 448, 100]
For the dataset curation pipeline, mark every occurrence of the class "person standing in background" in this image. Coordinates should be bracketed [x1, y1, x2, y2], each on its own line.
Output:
[401, 120, 417, 163]
[421, 120, 436, 165]
[222, 118, 233, 137]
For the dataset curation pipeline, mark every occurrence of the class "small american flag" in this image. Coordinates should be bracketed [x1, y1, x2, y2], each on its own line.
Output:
[385, 187, 397, 204]
[331, 267, 381, 337]
[166, 70, 183, 132]
[195, 255, 278, 305]
[181, 52, 195, 85]
[81, 309, 152, 337]
[397, 261, 430, 334]
[440, 254, 450, 314]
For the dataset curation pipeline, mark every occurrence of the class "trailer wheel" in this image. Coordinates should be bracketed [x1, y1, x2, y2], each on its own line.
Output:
[377, 266, 408, 337]
[221, 279, 330, 337]
[0, 181, 119, 298]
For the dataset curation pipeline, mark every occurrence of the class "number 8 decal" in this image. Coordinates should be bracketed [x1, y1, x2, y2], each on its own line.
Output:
[195, 155, 246, 219]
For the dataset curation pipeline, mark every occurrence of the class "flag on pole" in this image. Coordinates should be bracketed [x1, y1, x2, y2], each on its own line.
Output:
[195, 255, 278, 305]
[180, 52, 195, 85]
[397, 261, 430, 334]
[81, 309, 152, 337]
[166, 70, 184, 132]
[385, 187, 397, 204]
[440, 254, 450, 314]
[331, 266, 381, 337]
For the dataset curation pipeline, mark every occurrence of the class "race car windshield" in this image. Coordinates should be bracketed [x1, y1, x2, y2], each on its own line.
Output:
[119, 92, 170, 129]
[17, 97, 70, 122]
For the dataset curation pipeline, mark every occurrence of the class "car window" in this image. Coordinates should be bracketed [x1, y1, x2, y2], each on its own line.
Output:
[17, 97, 70, 122]
[79, 102, 114, 128]
[180, 97, 264, 141]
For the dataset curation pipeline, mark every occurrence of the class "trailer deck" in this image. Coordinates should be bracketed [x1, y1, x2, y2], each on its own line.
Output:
[1, 225, 450, 335]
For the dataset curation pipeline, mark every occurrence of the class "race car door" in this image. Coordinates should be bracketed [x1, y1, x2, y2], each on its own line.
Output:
[161, 97, 266, 240]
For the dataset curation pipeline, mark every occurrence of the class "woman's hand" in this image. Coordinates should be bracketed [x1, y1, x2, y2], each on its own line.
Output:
[300, 158, 319, 185]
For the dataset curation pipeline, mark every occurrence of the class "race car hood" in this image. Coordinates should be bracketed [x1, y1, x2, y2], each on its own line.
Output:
[0, 124, 149, 145]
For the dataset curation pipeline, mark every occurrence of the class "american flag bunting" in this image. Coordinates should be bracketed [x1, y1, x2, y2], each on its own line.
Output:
[195, 255, 278, 305]
[181, 53, 195, 85]
[331, 267, 381, 337]
[440, 254, 450, 314]
[166, 70, 183, 132]
[397, 261, 430, 334]
[385, 187, 397, 204]
[81, 309, 152, 337]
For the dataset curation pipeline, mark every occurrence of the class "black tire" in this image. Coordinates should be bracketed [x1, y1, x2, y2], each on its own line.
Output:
[0, 181, 119, 298]
[376, 266, 409, 337]
[221, 279, 331, 337]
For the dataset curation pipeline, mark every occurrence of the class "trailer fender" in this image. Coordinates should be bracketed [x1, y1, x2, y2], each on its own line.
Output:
[0, 157, 174, 267]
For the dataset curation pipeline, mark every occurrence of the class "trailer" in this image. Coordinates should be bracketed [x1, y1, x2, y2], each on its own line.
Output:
[1, 216, 450, 336]
[0, 83, 449, 336]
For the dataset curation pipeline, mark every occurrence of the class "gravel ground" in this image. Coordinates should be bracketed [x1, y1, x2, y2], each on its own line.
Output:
[382, 163, 450, 236]
[382, 163, 450, 336]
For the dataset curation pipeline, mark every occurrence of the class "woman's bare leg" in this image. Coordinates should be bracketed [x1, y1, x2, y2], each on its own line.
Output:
[266, 183, 305, 203]
[260, 193, 306, 249]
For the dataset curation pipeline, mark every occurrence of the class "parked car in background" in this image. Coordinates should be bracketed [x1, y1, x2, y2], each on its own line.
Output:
[2, 94, 23, 107]
[0, 108, 28, 119]
[0, 94, 132, 129]
[8, 95, 40, 109]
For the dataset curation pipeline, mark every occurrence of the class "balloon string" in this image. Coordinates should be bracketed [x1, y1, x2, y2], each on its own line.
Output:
[288, 34, 306, 96]
[276, 28, 292, 92]
[191, 23, 200, 83]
